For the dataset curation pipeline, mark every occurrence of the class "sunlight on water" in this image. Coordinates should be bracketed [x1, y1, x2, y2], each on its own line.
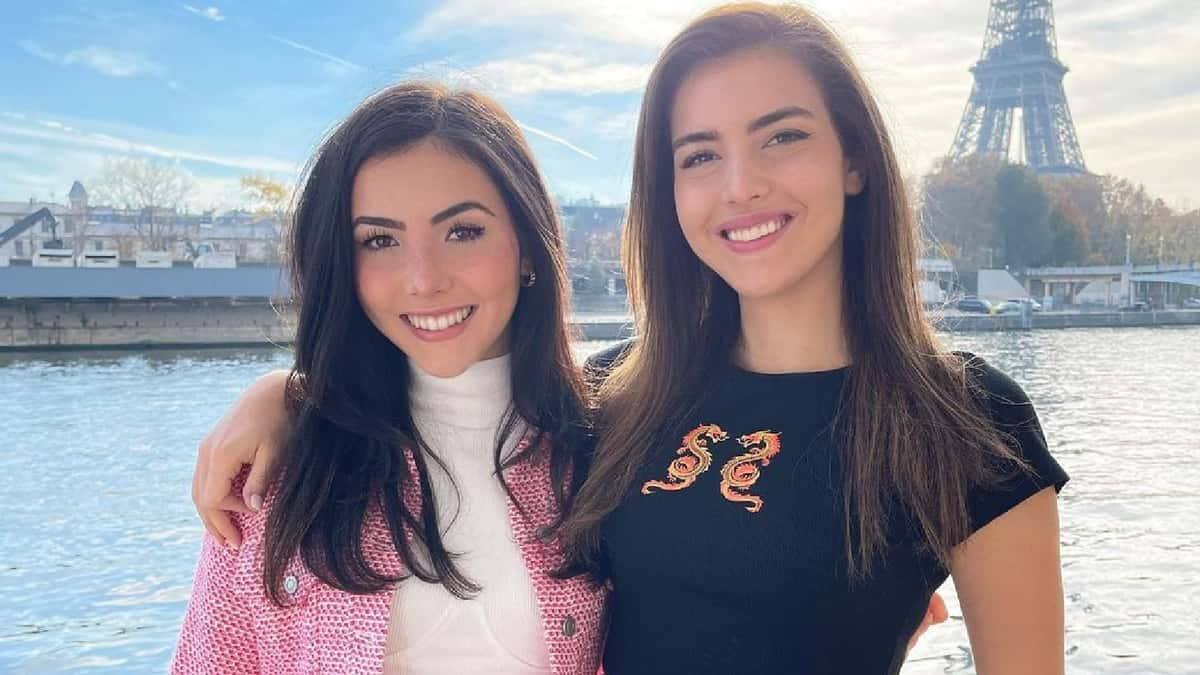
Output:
[1, 328, 1196, 673]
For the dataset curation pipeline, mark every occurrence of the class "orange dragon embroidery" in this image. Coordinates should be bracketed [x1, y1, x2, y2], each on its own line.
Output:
[718, 430, 782, 513]
[641, 423, 728, 494]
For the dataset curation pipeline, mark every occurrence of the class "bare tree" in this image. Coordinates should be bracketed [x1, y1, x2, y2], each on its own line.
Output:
[91, 157, 194, 251]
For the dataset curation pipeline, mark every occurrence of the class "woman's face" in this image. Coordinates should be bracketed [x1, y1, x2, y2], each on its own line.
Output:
[670, 45, 863, 304]
[351, 140, 525, 378]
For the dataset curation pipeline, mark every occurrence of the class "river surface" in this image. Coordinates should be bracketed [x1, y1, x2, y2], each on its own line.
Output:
[1, 326, 1197, 673]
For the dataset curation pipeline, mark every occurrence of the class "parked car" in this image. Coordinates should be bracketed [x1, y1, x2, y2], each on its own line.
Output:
[955, 296, 992, 313]
[1119, 300, 1152, 312]
[1006, 297, 1042, 312]
[992, 300, 1022, 314]
[1184, 297, 1200, 308]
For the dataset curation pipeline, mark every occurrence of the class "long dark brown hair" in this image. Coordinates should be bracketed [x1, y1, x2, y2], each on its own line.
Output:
[561, 3, 1025, 581]
[264, 82, 588, 605]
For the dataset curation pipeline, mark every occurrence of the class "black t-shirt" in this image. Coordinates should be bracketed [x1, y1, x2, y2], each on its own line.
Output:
[587, 342, 1068, 675]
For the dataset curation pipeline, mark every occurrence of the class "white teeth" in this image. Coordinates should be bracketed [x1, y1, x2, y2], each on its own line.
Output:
[406, 307, 472, 331]
[726, 217, 785, 242]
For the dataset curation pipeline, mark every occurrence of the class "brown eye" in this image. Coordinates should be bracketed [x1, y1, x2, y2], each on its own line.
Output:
[359, 233, 397, 250]
[680, 150, 718, 169]
[764, 130, 811, 147]
[446, 224, 485, 242]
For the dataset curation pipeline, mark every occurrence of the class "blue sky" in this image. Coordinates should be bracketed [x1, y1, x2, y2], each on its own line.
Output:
[2, 0, 1197, 210]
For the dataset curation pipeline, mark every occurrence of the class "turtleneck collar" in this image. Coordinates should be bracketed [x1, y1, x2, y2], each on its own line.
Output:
[408, 354, 514, 432]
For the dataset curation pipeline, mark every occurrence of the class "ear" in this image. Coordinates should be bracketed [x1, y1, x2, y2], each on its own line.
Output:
[844, 159, 865, 196]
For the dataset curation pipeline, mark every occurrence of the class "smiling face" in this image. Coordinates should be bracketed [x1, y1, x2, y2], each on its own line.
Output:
[670, 45, 863, 305]
[351, 140, 525, 378]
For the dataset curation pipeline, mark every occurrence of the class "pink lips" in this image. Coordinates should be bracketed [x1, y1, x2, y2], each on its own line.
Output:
[401, 306, 475, 342]
[715, 211, 793, 254]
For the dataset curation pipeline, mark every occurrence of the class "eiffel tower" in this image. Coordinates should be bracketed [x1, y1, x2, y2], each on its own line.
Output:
[949, 0, 1087, 175]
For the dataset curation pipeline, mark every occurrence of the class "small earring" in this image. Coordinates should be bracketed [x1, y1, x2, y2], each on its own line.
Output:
[522, 271, 537, 287]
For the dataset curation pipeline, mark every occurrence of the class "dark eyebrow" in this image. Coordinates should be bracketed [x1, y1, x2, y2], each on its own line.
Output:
[351, 201, 496, 229]
[671, 106, 815, 152]
[431, 201, 496, 224]
[352, 216, 403, 229]
[671, 130, 719, 152]
[748, 106, 815, 134]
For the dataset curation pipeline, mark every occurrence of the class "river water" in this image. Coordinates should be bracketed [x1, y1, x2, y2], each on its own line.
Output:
[1, 326, 1197, 673]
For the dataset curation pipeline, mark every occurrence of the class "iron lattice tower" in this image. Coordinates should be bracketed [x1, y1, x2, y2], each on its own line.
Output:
[950, 0, 1087, 174]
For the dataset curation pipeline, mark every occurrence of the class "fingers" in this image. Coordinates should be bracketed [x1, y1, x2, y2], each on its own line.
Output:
[241, 442, 281, 512]
[929, 592, 950, 623]
[193, 437, 250, 549]
[908, 611, 934, 651]
[202, 508, 244, 550]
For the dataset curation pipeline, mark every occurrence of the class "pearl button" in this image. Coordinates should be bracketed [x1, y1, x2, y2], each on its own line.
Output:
[283, 575, 299, 595]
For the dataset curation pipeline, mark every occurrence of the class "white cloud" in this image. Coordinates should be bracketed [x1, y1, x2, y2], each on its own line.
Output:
[62, 46, 164, 78]
[0, 138, 269, 211]
[18, 39, 59, 63]
[473, 52, 650, 96]
[182, 4, 225, 22]
[0, 116, 296, 174]
[560, 106, 639, 141]
[17, 39, 176, 87]
[409, 0, 707, 48]
[403, 0, 1199, 203]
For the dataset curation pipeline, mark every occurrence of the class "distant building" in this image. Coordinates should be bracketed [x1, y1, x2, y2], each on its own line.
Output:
[0, 183, 284, 264]
[560, 201, 625, 263]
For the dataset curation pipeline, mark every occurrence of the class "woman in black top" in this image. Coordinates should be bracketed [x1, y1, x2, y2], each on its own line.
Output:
[191, 4, 1065, 674]
[560, 4, 1067, 674]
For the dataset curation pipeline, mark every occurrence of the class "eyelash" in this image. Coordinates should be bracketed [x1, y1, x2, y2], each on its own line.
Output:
[765, 129, 811, 146]
[357, 231, 395, 250]
[446, 223, 485, 242]
[356, 223, 486, 250]
[679, 129, 812, 169]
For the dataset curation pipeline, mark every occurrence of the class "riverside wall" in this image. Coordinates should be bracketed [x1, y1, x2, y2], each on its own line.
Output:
[1, 299, 1198, 350]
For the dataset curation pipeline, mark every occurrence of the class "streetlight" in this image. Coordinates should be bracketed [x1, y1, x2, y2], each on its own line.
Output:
[1125, 233, 1133, 306]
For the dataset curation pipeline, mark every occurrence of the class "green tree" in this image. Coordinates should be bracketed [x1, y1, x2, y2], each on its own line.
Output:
[993, 164, 1052, 270]
[1046, 201, 1089, 266]
[919, 155, 1004, 270]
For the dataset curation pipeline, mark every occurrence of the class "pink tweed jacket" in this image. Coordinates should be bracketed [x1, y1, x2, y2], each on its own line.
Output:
[172, 432, 608, 674]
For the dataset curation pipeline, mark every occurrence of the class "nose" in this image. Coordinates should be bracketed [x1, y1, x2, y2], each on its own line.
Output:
[402, 244, 451, 297]
[722, 153, 770, 206]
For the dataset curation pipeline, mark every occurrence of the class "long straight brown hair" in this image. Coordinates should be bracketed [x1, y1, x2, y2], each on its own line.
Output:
[561, 2, 1025, 581]
[266, 82, 588, 606]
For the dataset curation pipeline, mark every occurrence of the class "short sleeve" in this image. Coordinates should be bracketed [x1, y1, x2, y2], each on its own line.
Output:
[962, 354, 1069, 535]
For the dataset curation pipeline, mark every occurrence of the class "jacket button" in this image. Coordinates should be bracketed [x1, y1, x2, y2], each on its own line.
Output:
[283, 575, 299, 595]
[562, 615, 577, 637]
[534, 525, 553, 543]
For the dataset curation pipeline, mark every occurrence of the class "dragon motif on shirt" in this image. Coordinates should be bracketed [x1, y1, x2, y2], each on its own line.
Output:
[641, 423, 728, 494]
[718, 430, 782, 513]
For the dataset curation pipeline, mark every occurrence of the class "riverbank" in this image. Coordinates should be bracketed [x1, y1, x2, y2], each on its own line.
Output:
[2, 298, 1199, 350]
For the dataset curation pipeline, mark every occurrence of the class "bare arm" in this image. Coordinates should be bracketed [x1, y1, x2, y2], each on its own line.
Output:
[190, 369, 290, 549]
[950, 487, 1065, 674]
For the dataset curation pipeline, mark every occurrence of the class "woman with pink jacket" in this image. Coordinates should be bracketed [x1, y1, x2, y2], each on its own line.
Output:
[173, 82, 606, 674]
[172, 5, 994, 674]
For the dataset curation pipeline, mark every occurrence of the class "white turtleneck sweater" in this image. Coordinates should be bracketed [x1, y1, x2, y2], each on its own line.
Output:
[383, 354, 552, 675]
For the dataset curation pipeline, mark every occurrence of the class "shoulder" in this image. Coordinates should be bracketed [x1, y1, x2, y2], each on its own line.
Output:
[949, 352, 1069, 532]
[952, 351, 1039, 430]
